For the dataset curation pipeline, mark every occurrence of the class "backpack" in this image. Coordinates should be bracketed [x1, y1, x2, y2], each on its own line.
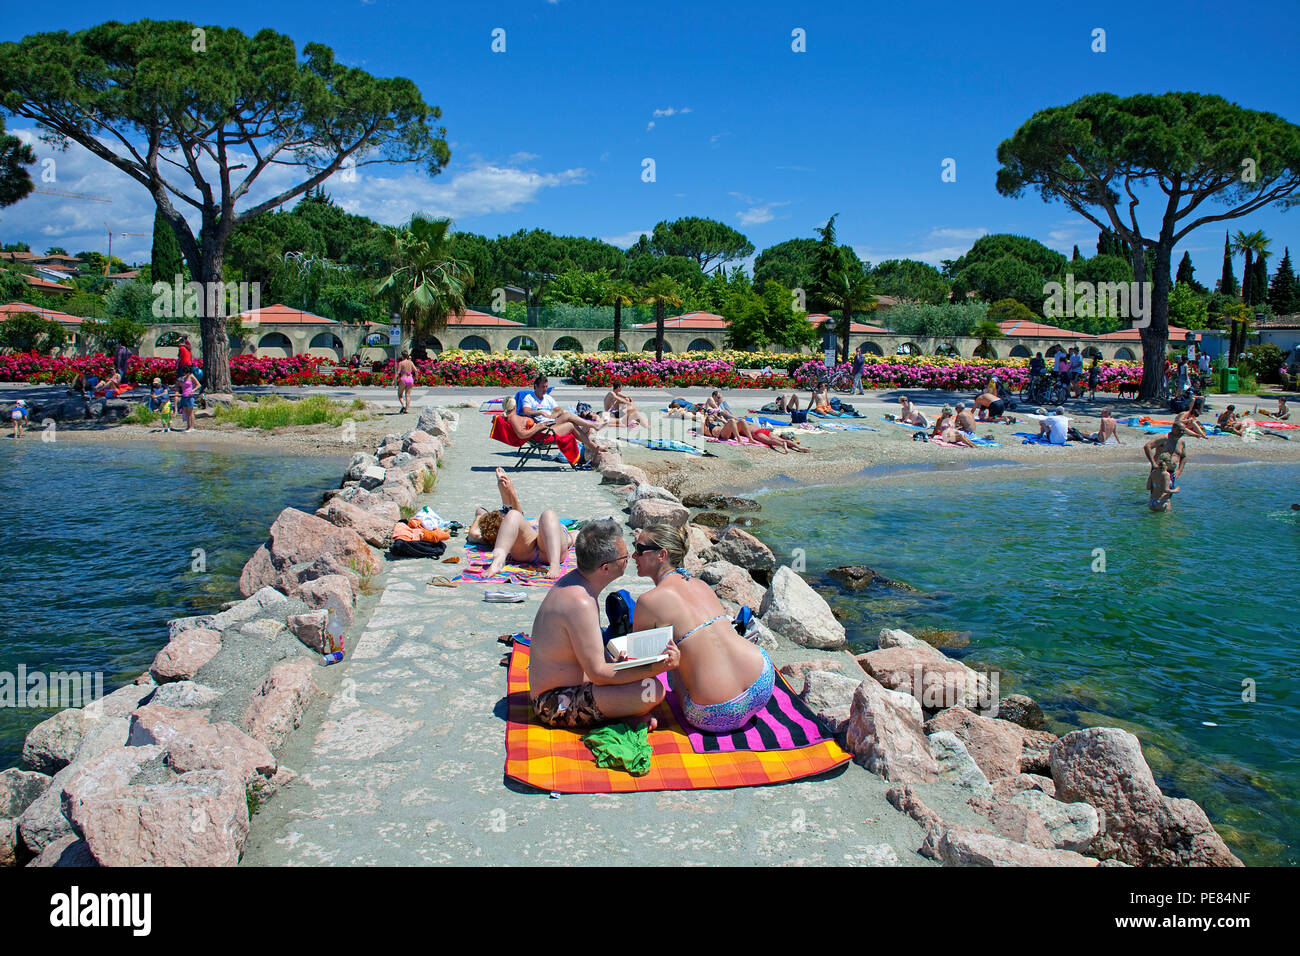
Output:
[390, 539, 447, 559]
[603, 589, 636, 645]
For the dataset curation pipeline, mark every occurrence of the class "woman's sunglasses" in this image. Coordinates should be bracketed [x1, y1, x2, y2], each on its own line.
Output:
[632, 541, 662, 555]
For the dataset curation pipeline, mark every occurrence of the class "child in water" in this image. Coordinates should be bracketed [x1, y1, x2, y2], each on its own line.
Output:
[10, 399, 28, 438]
[1147, 453, 1179, 512]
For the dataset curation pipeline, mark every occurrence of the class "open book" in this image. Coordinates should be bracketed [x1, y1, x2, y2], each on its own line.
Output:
[606, 625, 673, 671]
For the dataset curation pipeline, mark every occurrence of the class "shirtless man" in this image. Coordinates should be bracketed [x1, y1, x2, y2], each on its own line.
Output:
[602, 383, 650, 428]
[1144, 424, 1187, 488]
[953, 402, 978, 435]
[1086, 408, 1122, 444]
[973, 389, 1011, 422]
[528, 519, 679, 730]
[468, 467, 576, 578]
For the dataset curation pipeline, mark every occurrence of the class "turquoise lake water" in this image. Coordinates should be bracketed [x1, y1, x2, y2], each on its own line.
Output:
[0, 440, 345, 772]
[755, 462, 1300, 867]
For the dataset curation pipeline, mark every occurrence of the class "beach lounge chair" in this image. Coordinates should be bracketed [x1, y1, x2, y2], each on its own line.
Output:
[489, 414, 586, 470]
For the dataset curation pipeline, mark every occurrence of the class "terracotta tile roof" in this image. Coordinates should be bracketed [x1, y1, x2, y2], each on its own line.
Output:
[0, 301, 85, 324]
[998, 319, 1095, 338]
[1094, 324, 1191, 342]
[806, 313, 890, 333]
[233, 303, 337, 325]
[633, 311, 730, 330]
[23, 275, 72, 293]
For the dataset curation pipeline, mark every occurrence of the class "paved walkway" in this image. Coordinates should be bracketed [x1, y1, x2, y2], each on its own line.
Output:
[239, 401, 981, 866]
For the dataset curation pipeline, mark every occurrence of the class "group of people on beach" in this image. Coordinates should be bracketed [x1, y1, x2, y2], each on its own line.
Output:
[466, 467, 770, 735]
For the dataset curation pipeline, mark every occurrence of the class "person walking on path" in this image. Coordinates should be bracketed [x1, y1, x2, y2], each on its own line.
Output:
[851, 345, 866, 395]
[393, 351, 417, 414]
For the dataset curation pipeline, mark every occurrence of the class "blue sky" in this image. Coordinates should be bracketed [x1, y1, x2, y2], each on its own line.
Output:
[4, 0, 1300, 282]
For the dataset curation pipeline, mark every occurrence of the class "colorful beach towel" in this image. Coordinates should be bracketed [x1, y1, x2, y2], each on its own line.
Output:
[457, 541, 577, 587]
[504, 642, 852, 793]
[809, 409, 862, 419]
[928, 434, 1002, 448]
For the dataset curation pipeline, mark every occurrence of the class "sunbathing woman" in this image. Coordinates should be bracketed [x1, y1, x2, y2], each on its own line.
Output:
[631, 524, 773, 733]
[810, 382, 833, 414]
[700, 412, 808, 453]
[930, 407, 977, 447]
[897, 396, 929, 428]
[467, 467, 576, 578]
[1255, 397, 1289, 421]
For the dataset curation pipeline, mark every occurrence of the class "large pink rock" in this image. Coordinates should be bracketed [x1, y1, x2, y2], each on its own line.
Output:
[859, 647, 980, 711]
[287, 610, 331, 654]
[127, 703, 212, 747]
[163, 722, 277, 785]
[935, 824, 1100, 867]
[699, 561, 765, 609]
[315, 498, 394, 549]
[924, 706, 1055, 782]
[150, 629, 222, 684]
[405, 441, 442, 461]
[370, 473, 417, 510]
[60, 745, 166, 829]
[71, 768, 249, 867]
[601, 461, 649, 487]
[238, 508, 380, 598]
[1051, 728, 1243, 867]
[700, 527, 775, 572]
[844, 674, 938, 782]
[293, 574, 355, 627]
[242, 658, 319, 750]
[777, 659, 844, 696]
[628, 497, 689, 530]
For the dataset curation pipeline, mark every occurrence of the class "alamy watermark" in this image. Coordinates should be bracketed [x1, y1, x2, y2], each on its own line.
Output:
[0, 665, 104, 709]
[1043, 273, 1151, 327]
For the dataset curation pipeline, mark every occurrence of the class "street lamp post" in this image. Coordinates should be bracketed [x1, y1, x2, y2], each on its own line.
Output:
[822, 315, 837, 368]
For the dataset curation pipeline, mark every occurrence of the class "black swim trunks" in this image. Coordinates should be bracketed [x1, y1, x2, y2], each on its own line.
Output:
[989, 399, 1005, 417]
[531, 683, 606, 729]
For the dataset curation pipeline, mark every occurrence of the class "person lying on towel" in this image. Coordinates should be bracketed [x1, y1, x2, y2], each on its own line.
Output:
[529, 519, 680, 730]
[467, 467, 575, 579]
[631, 524, 774, 733]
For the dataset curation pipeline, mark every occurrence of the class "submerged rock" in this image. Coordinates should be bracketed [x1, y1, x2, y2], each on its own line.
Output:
[681, 493, 760, 512]
[692, 511, 729, 528]
[826, 565, 920, 593]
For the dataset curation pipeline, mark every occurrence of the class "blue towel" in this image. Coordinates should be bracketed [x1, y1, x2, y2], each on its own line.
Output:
[745, 415, 792, 428]
[1014, 432, 1072, 446]
[624, 438, 706, 455]
[810, 409, 861, 419]
[816, 421, 879, 432]
[884, 418, 927, 431]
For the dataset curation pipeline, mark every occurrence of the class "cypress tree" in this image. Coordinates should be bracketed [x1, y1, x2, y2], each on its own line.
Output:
[1251, 256, 1269, 306]
[1176, 251, 1195, 286]
[1268, 248, 1300, 315]
[151, 208, 184, 285]
[1071, 244, 1082, 262]
[1219, 231, 1238, 296]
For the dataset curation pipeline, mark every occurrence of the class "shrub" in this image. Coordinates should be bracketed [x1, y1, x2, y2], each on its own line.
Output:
[1237, 344, 1287, 384]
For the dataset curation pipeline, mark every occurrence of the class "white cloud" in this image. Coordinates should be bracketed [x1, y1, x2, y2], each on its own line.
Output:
[601, 228, 652, 249]
[857, 226, 989, 268]
[646, 121, 655, 131]
[737, 202, 790, 227]
[1, 126, 586, 262]
[507, 152, 541, 164]
[651, 106, 691, 118]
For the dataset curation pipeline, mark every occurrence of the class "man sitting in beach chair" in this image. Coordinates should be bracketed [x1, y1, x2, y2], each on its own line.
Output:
[491, 397, 590, 468]
[528, 519, 679, 728]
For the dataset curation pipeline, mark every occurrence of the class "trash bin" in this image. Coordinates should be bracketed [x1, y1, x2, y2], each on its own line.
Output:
[1225, 367, 1239, 393]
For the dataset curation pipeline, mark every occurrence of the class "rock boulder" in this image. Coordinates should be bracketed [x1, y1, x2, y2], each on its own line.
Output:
[758, 567, 846, 650]
[844, 675, 938, 783]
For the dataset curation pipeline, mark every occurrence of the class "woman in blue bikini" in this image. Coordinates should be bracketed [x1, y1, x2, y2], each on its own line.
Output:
[630, 524, 774, 733]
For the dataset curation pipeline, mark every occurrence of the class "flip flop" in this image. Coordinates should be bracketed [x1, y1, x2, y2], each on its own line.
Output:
[428, 575, 458, 588]
[441, 555, 461, 563]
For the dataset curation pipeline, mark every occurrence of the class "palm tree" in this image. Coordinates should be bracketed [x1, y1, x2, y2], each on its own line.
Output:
[821, 266, 876, 363]
[1231, 230, 1271, 304]
[601, 279, 637, 354]
[641, 276, 683, 363]
[972, 319, 1005, 358]
[374, 214, 472, 353]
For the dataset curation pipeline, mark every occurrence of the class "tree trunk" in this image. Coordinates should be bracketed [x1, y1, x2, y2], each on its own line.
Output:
[194, 247, 232, 395]
[613, 302, 622, 353]
[655, 302, 664, 363]
[1136, 244, 1172, 402]
[839, 313, 851, 365]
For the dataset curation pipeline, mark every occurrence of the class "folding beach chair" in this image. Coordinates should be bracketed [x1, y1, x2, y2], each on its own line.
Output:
[489, 415, 587, 470]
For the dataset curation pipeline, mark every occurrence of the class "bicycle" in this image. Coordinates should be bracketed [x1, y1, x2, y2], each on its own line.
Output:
[1020, 374, 1066, 407]
[829, 367, 855, 393]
